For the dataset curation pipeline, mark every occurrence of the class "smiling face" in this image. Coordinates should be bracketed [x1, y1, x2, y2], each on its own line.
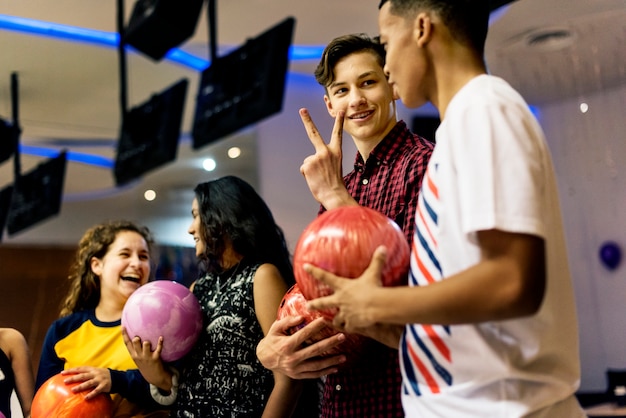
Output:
[378, 2, 430, 109]
[188, 197, 205, 258]
[90, 230, 151, 307]
[324, 51, 397, 144]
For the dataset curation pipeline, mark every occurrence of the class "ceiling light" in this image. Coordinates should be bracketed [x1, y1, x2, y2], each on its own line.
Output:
[579, 103, 589, 113]
[202, 158, 216, 171]
[228, 147, 241, 159]
[144, 189, 157, 201]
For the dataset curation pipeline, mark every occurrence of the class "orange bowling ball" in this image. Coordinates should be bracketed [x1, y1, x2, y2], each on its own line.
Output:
[32, 373, 113, 418]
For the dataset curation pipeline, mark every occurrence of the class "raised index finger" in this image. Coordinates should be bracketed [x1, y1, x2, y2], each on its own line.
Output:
[328, 110, 345, 151]
[299, 108, 327, 152]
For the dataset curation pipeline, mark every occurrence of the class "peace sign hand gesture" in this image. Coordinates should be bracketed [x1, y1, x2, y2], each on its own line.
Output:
[299, 108, 357, 210]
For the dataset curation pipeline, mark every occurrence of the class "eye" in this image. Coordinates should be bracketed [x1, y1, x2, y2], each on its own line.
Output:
[333, 87, 348, 96]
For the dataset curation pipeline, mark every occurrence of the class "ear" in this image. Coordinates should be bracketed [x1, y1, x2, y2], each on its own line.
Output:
[90, 256, 103, 277]
[323, 94, 336, 117]
[414, 12, 433, 47]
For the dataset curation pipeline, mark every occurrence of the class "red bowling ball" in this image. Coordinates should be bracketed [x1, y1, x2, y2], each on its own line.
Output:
[32, 373, 113, 418]
[293, 206, 410, 320]
[122, 280, 203, 362]
[277, 284, 365, 360]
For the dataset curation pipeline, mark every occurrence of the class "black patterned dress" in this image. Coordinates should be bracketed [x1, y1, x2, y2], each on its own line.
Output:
[171, 261, 274, 418]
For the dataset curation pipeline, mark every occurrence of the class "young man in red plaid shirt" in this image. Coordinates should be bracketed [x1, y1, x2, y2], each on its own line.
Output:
[257, 33, 433, 417]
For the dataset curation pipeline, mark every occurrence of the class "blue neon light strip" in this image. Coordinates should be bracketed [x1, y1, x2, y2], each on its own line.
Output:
[19, 145, 114, 168]
[2, 10, 508, 171]
[0, 14, 324, 168]
[0, 14, 323, 72]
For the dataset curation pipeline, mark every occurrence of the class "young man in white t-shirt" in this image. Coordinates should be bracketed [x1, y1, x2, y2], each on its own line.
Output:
[305, 1, 586, 416]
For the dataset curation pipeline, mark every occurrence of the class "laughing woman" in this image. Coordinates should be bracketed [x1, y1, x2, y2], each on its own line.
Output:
[35, 220, 173, 417]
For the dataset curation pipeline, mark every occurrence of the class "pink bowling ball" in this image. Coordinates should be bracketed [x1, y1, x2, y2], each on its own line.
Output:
[122, 280, 203, 362]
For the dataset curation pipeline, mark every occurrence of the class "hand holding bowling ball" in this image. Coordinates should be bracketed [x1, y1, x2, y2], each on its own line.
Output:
[122, 280, 203, 362]
[31, 373, 113, 418]
[277, 284, 365, 360]
[293, 206, 410, 320]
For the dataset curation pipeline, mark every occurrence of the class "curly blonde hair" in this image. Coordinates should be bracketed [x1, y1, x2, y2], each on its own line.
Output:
[59, 220, 155, 317]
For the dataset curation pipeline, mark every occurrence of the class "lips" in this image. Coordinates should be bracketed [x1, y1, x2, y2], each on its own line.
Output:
[348, 109, 374, 120]
[121, 276, 141, 284]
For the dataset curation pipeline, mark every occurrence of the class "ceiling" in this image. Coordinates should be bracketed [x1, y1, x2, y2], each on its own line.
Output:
[0, 0, 625, 247]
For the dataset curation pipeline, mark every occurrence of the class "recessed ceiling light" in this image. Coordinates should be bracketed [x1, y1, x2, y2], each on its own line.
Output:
[579, 103, 589, 113]
[228, 147, 241, 159]
[144, 189, 157, 201]
[203, 158, 216, 171]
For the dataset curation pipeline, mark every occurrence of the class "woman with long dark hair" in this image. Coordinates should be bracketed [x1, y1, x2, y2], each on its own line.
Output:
[171, 175, 302, 417]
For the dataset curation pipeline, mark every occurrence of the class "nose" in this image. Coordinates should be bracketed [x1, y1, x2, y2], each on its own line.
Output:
[129, 253, 142, 267]
[349, 90, 367, 108]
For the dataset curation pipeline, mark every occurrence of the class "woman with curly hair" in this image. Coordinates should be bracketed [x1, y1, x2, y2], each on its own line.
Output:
[35, 220, 173, 417]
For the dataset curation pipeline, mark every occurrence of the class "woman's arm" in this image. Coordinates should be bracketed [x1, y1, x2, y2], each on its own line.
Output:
[121, 329, 178, 406]
[253, 263, 302, 418]
[4, 329, 35, 418]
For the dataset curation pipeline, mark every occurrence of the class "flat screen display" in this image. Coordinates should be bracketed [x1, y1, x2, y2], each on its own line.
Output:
[114, 78, 188, 185]
[6, 151, 67, 236]
[192, 17, 295, 149]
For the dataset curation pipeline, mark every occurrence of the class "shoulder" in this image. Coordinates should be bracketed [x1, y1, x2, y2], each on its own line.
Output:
[252, 263, 287, 288]
[395, 122, 435, 155]
[0, 327, 25, 342]
[253, 263, 281, 281]
[453, 75, 527, 113]
[0, 328, 27, 354]
[46, 311, 93, 339]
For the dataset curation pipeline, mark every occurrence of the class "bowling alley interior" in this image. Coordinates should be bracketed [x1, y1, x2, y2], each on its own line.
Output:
[1, 0, 625, 416]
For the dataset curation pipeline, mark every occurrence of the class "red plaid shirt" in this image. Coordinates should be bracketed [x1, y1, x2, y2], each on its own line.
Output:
[319, 120, 433, 417]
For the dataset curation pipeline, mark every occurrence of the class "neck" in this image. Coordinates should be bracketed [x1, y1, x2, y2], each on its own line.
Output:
[95, 301, 124, 322]
[221, 250, 243, 271]
[353, 119, 398, 161]
[432, 45, 486, 119]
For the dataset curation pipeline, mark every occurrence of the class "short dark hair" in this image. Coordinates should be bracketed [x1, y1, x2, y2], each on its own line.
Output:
[378, 0, 489, 55]
[314, 33, 386, 89]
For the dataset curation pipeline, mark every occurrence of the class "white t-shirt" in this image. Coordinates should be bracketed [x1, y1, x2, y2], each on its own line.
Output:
[401, 75, 585, 417]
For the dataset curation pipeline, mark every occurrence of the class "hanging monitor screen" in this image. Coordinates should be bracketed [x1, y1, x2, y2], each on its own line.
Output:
[192, 17, 295, 149]
[114, 78, 188, 186]
[6, 151, 67, 236]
